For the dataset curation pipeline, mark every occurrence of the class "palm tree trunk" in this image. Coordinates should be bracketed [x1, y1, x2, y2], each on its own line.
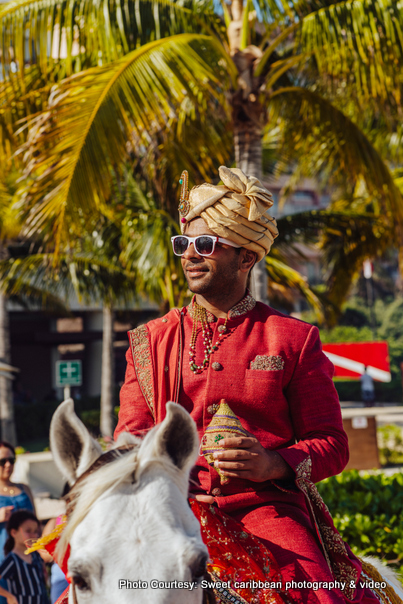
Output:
[0, 292, 17, 444]
[100, 303, 115, 437]
[234, 124, 269, 304]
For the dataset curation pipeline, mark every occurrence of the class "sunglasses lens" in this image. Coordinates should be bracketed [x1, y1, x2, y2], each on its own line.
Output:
[195, 236, 214, 255]
[173, 236, 189, 256]
[0, 458, 15, 467]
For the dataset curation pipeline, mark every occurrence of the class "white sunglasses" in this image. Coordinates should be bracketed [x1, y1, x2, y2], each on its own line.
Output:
[171, 235, 241, 257]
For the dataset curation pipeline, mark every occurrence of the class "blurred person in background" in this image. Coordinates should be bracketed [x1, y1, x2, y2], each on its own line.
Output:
[0, 443, 35, 565]
[0, 510, 49, 604]
[360, 366, 375, 407]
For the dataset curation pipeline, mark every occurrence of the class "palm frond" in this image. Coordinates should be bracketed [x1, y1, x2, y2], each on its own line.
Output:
[299, 0, 403, 105]
[264, 55, 306, 89]
[255, 0, 298, 23]
[269, 87, 403, 226]
[0, 0, 219, 84]
[275, 209, 384, 247]
[0, 170, 22, 242]
[16, 33, 235, 252]
[266, 254, 325, 322]
[272, 208, 389, 323]
[319, 209, 389, 322]
[254, 22, 300, 77]
[119, 198, 188, 306]
[0, 252, 137, 307]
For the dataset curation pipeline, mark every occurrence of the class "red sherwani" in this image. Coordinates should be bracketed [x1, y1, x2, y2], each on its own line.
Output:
[116, 293, 378, 604]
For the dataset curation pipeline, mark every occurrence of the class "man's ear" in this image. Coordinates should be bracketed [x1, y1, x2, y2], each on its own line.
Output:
[240, 248, 257, 272]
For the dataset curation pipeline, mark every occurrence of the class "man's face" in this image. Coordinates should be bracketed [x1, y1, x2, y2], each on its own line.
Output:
[181, 218, 242, 296]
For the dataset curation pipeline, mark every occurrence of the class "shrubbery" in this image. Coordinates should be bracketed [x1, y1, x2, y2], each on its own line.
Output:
[377, 425, 403, 465]
[14, 395, 104, 444]
[317, 471, 403, 571]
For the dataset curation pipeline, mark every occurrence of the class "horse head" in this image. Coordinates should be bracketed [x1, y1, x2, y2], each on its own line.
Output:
[50, 399, 209, 604]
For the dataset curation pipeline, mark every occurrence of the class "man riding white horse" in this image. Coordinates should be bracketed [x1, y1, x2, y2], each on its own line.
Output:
[116, 166, 388, 604]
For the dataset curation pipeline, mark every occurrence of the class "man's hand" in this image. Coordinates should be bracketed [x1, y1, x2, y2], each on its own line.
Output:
[213, 436, 294, 482]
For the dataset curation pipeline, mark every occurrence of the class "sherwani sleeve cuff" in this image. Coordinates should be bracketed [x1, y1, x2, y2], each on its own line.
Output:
[275, 447, 309, 476]
[270, 451, 312, 494]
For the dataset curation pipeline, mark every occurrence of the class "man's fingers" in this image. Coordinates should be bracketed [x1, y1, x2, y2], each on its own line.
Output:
[214, 448, 257, 460]
[215, 460, 249, 470]
[220, 436, 257, 448]
[219, 469, 252, 478]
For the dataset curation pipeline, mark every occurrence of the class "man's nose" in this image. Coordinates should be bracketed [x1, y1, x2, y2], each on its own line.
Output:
[182, 242, 201, 259]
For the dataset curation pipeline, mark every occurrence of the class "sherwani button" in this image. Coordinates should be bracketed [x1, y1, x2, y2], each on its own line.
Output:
[162, 318, 168, 323]
[212, 362, 223, 371]
[212, 488, 222, 496]
[217, 325, 226, 333]
[207, 404, 219, 415]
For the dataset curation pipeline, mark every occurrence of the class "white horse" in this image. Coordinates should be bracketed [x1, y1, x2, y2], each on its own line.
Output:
[50, 399, 210, 604]
[50, 400, 403, 604]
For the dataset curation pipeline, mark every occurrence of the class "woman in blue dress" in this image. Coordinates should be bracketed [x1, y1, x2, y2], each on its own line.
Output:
[0, 442, 35, 563]
[0, 442, 36, 604]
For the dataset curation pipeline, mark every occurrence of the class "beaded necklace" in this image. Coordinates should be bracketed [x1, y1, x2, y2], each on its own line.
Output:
[189, 301, 228, 374]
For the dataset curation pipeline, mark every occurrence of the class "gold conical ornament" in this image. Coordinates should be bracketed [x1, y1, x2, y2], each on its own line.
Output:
[201, 399, 249, 484]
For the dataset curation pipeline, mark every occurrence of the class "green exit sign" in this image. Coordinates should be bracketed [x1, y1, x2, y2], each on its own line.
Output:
[56, 360, 82, 387]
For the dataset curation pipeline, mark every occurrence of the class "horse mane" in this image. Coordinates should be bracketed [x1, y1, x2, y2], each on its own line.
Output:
[56, 429, 186, 559]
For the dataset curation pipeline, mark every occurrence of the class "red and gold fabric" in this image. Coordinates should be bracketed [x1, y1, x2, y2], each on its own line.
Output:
[191, 499, 287, 604]
[115, 292, 385, 604]
[28, 499, 402, 604]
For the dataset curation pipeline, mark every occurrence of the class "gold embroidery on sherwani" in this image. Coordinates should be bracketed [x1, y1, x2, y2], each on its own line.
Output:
[187, 291, 256, 322]
[295, 457, 312, 480]
[295, 456, 359, 599]
[318, 523, 348, 555]
[332, 562, 357, 600]
[250, 355, 284, 371]
[228, 291, 256, 318]
[128, 325, 155, 420]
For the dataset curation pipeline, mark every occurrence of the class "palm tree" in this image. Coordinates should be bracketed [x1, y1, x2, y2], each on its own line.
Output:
[0, 169, 67, 442]
[2, 0, 402, 306]
[0, 169, 189, 435]
[0, 244, 138, 436]
[0, 169, 22, 444]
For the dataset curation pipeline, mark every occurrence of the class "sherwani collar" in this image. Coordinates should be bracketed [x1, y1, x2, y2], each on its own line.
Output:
[186, 290, 256, 323]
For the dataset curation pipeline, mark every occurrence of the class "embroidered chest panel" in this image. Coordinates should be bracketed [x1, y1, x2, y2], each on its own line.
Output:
[129, 325, 155, 419]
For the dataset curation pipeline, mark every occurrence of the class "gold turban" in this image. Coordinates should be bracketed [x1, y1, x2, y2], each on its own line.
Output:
[180, 166, 278, 261]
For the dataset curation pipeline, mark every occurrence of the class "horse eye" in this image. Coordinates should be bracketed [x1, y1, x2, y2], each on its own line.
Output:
[73, 575, 90, 591]
[190, 554, 208, 581]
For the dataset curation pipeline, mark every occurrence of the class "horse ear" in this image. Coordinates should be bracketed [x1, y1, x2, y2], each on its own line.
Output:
[155, 402, 199, 472]
[50, 399, 103, 485]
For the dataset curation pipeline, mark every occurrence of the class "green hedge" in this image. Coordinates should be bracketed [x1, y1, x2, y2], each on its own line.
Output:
[14, 395, 102, 444]
[317, 471, 403, 569]
[333, 380, 402, 403]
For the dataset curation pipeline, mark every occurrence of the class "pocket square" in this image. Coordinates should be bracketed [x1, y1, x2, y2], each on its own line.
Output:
[250, 355, 284, 371]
